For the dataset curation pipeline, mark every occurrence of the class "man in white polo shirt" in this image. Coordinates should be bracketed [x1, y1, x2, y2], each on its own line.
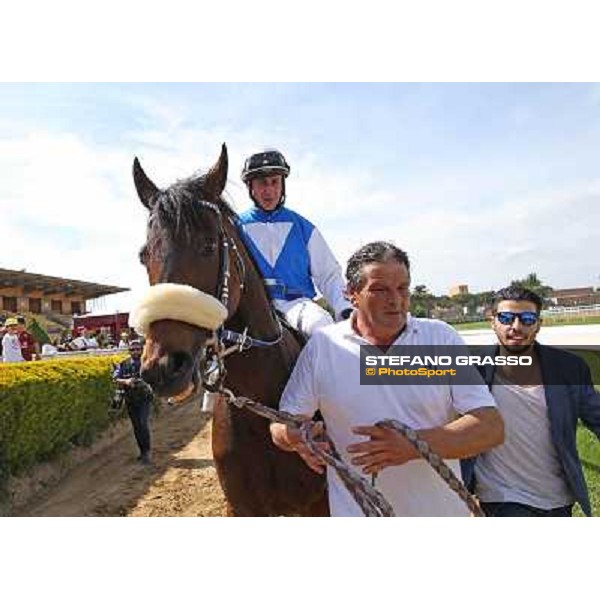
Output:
[270, 241, 504, 516]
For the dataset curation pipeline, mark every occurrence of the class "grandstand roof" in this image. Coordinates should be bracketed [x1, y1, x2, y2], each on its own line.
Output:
[0, 267, 128, 299]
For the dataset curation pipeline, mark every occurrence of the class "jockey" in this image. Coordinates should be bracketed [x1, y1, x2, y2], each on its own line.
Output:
[237, 148, 352, 337]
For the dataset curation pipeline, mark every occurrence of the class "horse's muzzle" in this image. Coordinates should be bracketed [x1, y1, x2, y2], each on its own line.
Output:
[140, 319, 210, 397]
[141, 351, 195, 397]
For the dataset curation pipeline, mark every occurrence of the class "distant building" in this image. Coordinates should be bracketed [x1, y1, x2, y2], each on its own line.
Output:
[0, 267, 128, 318]
[548, 287, 600, 307]
[73, 311, 131, 339]
[448, 284, 469, 297]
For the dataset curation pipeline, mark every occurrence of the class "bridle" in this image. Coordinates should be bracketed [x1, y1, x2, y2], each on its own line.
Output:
[193, 199, 246, 310]
[182, 200, 284, 392]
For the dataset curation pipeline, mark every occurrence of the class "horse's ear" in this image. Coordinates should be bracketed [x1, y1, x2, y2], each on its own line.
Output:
[204, 143, 228, 201]
[133, 157, 159, 210]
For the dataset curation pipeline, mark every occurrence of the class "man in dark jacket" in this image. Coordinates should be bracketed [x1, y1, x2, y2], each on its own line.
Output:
[113, 339, 154, 465]
[462, 286, 600, 516]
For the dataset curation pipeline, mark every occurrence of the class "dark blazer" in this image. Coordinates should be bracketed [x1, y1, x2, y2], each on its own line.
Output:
[461, 342, 600, 516]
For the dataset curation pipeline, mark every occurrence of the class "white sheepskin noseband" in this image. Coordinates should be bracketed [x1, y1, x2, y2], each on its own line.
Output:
[129, 283, 228, 335]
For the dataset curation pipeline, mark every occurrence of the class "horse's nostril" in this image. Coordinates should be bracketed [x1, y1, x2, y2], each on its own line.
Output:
[141, 365, 160, 389]
[140, 352, 194, 397]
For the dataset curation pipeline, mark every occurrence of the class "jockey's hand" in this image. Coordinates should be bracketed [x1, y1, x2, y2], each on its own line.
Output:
[347, 424, 418, 475]
[270, 421, 330, 474]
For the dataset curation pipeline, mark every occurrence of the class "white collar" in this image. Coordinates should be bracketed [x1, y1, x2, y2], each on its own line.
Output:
[342, 312, 417, 345]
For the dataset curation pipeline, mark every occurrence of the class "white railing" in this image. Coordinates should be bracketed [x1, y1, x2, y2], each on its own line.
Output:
[542, 304, 600, 315]
[40, 348, 125, 360]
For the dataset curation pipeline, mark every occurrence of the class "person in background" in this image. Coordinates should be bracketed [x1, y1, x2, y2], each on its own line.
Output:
[16, 315, 39, 361]
[69, 326, 92, 350]
[113, 339, 154, 465]
[57, 331, 72, 352]
[0, 317, 5, 359]
[2, 317, 25, 363]
[95, 329, 108, 348]
[86, 332, 99, 349]
[118, 331, 130, 349]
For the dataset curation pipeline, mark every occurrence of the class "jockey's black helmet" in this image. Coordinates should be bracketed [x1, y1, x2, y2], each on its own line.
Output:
[241, 149, 290, 184]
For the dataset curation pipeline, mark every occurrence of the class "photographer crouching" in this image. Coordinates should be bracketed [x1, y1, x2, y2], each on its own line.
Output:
[113, 339, 154, 465]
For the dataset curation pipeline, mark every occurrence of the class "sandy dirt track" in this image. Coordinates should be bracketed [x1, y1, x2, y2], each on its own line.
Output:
[15, 400, 227, 517]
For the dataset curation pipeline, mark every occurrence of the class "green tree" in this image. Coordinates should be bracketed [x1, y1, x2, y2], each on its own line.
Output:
[411, 284, 434, 318]
[472, 290, 496, 316]
[510, 273, 553, 303]
[28, 318, 51, 345]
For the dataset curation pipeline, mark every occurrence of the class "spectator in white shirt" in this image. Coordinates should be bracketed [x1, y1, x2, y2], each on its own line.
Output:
[69, 326, 94, 350]
[2, 318, 25, 363]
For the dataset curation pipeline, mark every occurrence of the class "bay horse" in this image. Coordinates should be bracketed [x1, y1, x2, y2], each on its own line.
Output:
[132, 144, 328, 516]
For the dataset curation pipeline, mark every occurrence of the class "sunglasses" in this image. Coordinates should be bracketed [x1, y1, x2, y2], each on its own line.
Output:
[495, 311, 539, 326]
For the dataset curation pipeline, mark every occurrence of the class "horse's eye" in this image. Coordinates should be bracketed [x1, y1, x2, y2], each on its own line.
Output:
[200, 239, 217, 256]
[139, 245, 147, 265]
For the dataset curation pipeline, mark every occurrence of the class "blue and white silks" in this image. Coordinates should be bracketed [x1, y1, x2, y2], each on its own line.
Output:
[237, 205, 351, 319]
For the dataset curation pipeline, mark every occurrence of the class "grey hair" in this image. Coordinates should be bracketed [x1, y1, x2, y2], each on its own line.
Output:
[346, 241, 410, 291]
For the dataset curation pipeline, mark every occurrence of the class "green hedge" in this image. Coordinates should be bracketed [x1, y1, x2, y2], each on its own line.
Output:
[0, 355, 124, 482]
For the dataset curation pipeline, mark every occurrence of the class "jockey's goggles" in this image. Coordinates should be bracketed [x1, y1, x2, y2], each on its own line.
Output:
[495, 311, 539, 326]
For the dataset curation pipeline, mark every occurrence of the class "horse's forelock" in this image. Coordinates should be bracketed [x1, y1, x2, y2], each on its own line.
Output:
[149, 176, 234, 247]
[157, 173, 234, 227]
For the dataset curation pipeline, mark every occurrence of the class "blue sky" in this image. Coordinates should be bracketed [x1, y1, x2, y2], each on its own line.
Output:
[1, 82, 599, 313]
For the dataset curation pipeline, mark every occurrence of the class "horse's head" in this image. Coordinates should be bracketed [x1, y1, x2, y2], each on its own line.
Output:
[132, 144, 243, 397]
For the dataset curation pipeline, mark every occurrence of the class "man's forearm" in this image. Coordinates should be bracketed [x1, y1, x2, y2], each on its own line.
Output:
[417, 407, 504, 460]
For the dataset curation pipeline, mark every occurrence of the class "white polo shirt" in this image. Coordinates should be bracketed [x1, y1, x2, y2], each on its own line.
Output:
[280, 314, 497, 517]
